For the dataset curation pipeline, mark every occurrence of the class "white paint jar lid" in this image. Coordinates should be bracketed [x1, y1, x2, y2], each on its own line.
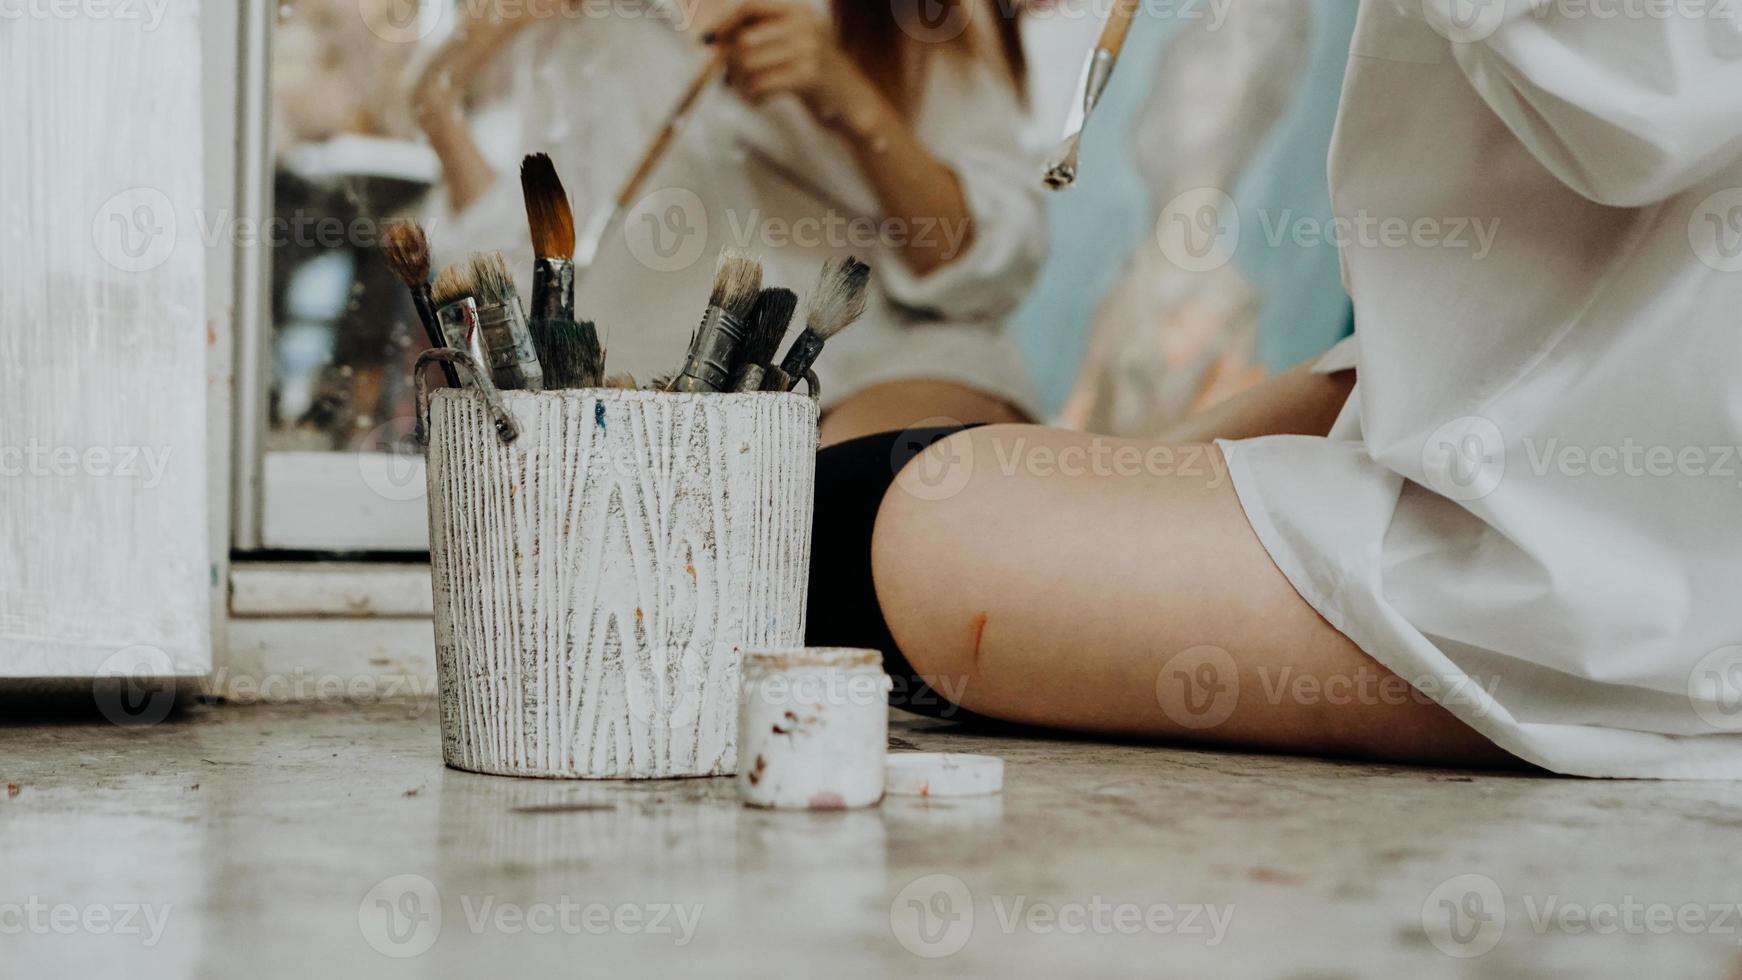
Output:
[885, 753, 1004, 797]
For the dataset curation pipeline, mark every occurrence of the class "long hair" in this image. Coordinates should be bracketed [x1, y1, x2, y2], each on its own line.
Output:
[832, 0, 1027, 115]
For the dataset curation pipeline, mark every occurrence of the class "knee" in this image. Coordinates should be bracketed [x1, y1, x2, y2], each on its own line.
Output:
[869, 426, 1014, 692]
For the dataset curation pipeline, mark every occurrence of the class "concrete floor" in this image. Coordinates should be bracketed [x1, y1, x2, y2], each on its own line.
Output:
[6, 699, 1742, 979]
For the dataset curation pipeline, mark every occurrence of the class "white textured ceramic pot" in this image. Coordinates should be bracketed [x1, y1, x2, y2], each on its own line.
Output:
[421, 383, 818, 779]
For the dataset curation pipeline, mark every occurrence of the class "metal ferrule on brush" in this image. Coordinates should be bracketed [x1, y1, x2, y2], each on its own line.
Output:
[436, 298, 489, 387]
[475, 298, 545, 392]
[673, 306, 750, 393]
[730, 365, 767, 393]
[530, 258, 575, 322]
[776, 330, 826, 390]
[1083, 48, 1114, 117]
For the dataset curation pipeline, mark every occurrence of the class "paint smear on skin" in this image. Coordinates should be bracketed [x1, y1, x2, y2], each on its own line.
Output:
[595, 402, 607, 429]
[968, 611, 989, 665]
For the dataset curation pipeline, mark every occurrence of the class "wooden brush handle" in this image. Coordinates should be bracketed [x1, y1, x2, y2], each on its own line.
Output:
[612, 47, 728, 211]
[1095, 0, 1142, 58]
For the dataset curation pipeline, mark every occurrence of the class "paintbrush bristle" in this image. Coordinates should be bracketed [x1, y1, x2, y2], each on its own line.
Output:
[520, 153, 575, 261]
[431, 260, 475, 307]
[382, 220, 431, 286]
[708, 248, 764, 320]
[743, 288, 797, 366]
[470, 252, 519, 305]
[1043, 133, 1081, 190]
[805, 256, 871, 339]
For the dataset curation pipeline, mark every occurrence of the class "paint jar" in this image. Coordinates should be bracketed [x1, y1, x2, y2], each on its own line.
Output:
[738, 648, 892, 809]
[416, 350, 819, 779]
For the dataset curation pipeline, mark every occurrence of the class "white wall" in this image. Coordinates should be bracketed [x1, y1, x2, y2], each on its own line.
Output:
[0, 1, 212, 676]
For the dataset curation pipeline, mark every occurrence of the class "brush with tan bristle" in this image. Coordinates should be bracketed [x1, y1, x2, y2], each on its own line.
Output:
[469, 251, 544, 391]
[669, 249, 764, 393]
[432, 259, 491, 384]
[730, 287, 797, 393]
[520, 153, 603, 388]
[773, 257, 870, 392]
[382, 220, 459, 387]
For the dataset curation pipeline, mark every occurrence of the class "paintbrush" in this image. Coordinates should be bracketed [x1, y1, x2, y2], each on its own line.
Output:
[432, 261, 491, 384]
[382, 220, 460, 388]
[731, 287, 798, 393]
[469, 252, 545, 391]
[521, 153, 604, 388]
[669, 248, 763, 393]
[773, 257, 870, 392]
[1043, 0, 1142, 191]
[576, 45, 728, 268]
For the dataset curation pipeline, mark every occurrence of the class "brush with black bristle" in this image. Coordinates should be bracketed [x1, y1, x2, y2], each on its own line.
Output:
[773, 256, 870, 392]
[469, 251, 545, 392]
[730, 287, 797, 393]
[520, 153, 604, 388]
[669, 249, 764, 393]
[382, 220, 459, 388]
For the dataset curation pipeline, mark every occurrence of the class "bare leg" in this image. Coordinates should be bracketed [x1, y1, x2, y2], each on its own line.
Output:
[870, 423, 1516, 768]
[820, 379, 1027, 447]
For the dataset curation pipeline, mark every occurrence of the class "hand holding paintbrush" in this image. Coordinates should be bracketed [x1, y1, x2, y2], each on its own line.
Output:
[576, 45, 728, 269]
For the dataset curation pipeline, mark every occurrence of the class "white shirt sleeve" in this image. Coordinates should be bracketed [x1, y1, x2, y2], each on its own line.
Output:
[1408, 0, 1742, 206]
[718, 58, 1047, 322]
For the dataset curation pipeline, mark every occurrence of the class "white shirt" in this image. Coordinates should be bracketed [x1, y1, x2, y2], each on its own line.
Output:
[1222, 0, 1742, 777]
[429, 2, 1043, 410]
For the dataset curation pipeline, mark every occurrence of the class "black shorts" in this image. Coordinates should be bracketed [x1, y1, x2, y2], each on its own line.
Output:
[805, 425, 988, 722]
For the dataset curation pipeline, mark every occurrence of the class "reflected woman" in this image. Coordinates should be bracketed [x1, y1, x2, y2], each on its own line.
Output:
[413, 0, 1045, 443]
